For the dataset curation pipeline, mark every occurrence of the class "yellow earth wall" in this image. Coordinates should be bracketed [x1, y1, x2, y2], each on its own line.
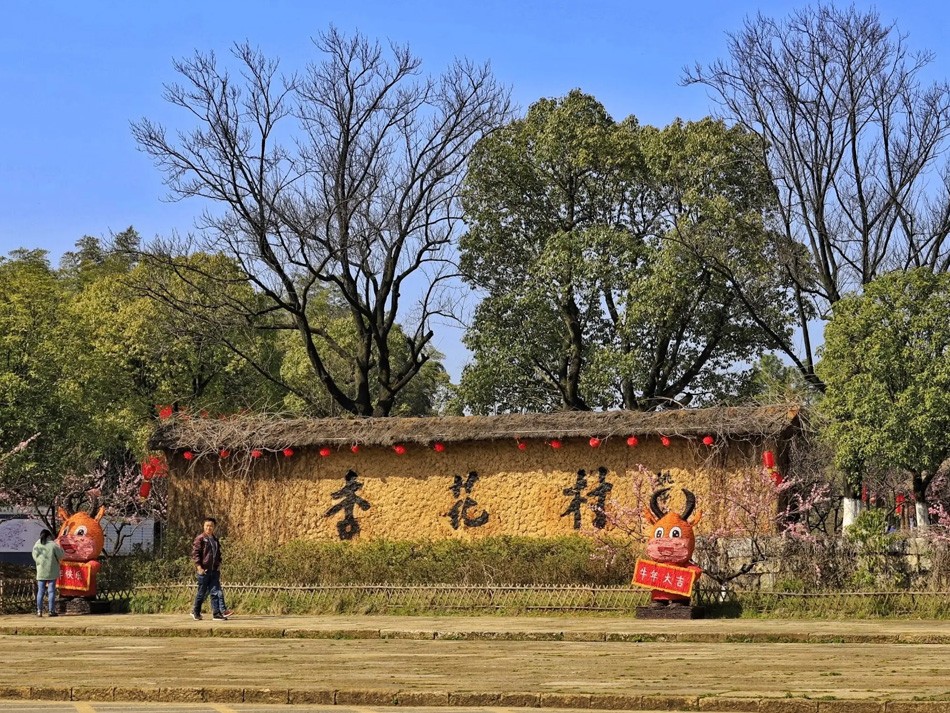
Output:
[167, 436, 768, 544]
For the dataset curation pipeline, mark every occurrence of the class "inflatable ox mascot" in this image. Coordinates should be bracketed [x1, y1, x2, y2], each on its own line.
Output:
[632, 487, 703, 616]
[55, 505, 105, 600]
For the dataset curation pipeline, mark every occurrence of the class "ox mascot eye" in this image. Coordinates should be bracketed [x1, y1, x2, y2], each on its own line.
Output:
[653, 527, 664, 538]
[75, 525, 88, 537]
[669, 526, 682, 538]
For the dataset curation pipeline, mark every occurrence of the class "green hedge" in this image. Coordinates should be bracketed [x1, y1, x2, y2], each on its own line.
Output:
[102, 535, 638, 589]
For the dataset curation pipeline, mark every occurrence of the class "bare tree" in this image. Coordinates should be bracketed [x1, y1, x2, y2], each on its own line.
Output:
[133, 28, 511, 416]
[684, 4, 950, 388]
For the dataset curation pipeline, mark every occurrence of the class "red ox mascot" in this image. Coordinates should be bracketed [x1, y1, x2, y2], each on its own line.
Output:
[634, 487, 703, 607]
[55, 506, 105, 599]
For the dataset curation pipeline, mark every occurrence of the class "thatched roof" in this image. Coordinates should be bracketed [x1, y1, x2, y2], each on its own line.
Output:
[150, 404, 801, 453]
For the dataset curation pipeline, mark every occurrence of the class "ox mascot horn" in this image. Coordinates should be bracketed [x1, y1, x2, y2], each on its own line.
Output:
[632, 487, 704, 614]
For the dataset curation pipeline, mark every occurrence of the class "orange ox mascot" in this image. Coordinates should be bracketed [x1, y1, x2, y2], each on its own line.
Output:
[55, 506, 105, 598]
[634, 487, 703, 607]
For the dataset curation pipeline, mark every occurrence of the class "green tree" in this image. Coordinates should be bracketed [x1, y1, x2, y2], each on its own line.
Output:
[0, 236, 284, 520]
[817, 269, 950, 528]
[459, 91, 791, 412]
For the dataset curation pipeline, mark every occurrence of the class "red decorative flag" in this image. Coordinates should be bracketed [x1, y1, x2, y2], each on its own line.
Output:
[631, 558, 698, 597]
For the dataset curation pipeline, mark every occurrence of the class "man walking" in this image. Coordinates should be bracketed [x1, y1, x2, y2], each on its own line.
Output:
[191, 517, 232, 621]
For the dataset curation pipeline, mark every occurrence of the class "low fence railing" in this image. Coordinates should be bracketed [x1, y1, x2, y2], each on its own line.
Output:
[4, 577, 950, 617]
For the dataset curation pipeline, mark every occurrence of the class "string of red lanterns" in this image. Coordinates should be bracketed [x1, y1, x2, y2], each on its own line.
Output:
[174, 433, 723, 463]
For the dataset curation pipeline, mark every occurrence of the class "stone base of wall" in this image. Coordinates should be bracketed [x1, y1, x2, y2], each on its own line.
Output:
[635, 604, 704, 619]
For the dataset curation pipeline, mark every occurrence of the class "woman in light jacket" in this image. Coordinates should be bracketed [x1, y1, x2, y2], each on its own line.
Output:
[32, 529, 65, 617]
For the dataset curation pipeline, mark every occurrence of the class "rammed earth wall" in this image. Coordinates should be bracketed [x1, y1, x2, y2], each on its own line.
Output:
[165, 434, 774, 544]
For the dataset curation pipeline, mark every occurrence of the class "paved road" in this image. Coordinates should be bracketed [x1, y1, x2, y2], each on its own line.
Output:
[1, 614, 949, 711]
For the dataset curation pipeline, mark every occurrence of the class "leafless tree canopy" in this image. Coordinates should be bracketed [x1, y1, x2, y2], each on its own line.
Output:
[685, 5, 950, 384]
[132, 28, 511, 416]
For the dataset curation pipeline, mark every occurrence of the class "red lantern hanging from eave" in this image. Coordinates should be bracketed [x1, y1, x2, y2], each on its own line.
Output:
[549, 439, 562, 450]
[660, 436, 671, 447]
[219, 449, 230, 459]
[762, 450, 776, 469]
[182, 450, 194, 461]
[251, 449, 263, 459]
[350, 444, 360, 454]
[283, 447, 295, 458]
[626, 435, 639, 447]
[433, 442, 445, 453]
[394, 444, 407, 455]
[589, 437, 601, 448]
[318, 447, 330, 457]
[702, 435, 714, 446]
[517, 440, 527, 451]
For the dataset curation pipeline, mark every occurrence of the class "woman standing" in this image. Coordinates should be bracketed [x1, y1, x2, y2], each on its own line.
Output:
[32, 529, 65, 617]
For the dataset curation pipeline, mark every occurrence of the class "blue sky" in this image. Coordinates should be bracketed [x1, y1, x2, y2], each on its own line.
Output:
[1, 1, 947, 378]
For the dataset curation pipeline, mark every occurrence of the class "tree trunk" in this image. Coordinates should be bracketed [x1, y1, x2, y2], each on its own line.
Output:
[841, 497, 862, 529]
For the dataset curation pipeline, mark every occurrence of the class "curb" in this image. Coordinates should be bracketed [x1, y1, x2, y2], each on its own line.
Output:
[3, 624, 950, 644]
[0, 686, 947, 711]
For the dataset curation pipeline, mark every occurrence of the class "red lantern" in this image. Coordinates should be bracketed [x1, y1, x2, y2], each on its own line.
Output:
[318, 447, 330, 457]
[219, 449, 230, 459]
[394, 444, 407, 455]
[182, 450, 194, 461]
[660, 436, 671, 447]
[762, 451, 776, 469]
[284, 447, 295, 458]
[433, 442, 445, 452]
[350, 444, 360, 454]
[517, 440, 527, 451]
[251, 449, 263, 459]
[139, 482, 151, 499]
[550, 439, 562, 449]
[770, 471, 784, 486]
[589, 437, 601, 448]
[702, 435, 714, 446]
[626, 435, 639, 447]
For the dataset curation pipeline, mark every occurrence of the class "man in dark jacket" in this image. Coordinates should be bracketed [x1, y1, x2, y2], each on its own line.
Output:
[191, 517, 231, 620]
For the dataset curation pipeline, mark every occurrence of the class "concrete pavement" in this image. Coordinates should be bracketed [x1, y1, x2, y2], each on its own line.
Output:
[1, 613, 949, 711]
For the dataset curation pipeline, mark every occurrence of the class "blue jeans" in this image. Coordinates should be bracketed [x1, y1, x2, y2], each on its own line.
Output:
[36, 580, 56, 614]
[192, 570, 225, 615]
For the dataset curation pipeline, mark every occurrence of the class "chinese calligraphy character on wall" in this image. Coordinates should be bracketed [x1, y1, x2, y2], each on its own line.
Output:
[326, 470, 371, 540]
[447, 471, 489, 530]
[561, 467, 612, 529]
